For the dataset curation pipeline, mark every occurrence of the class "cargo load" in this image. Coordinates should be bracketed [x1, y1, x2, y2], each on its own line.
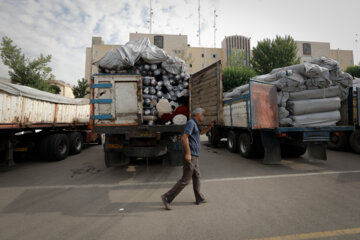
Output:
[223, 57, 353, 127]
[93, 38, 189, 126]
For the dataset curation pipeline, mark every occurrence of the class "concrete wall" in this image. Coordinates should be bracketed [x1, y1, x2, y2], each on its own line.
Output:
[330, 49, 354, 70]
[48, 80, 74, 98]
[296, 41, 331, 62]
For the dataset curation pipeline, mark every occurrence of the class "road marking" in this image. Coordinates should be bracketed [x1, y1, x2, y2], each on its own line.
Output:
[248, 227, 360, 240]
[1, 170, 360, 191]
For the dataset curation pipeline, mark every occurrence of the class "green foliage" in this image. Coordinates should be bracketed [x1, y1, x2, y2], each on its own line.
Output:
[49, 85, 61, 94]
[222, 66, 257, 92]
[251, 35, 300, 74]
[227, 49, 247, 67]
[344, 65, 360, 78]
[0, 36, 56, 93]
[73, 78, 90, 98]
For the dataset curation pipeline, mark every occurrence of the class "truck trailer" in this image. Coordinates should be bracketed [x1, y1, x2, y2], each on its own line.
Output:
[0, 81, 101, 166]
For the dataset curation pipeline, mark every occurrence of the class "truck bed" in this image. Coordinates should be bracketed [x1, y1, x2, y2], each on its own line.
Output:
[0, 81, 90, 130]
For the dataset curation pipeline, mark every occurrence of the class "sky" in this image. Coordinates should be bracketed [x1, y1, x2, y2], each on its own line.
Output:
[0, 0, 359, 85]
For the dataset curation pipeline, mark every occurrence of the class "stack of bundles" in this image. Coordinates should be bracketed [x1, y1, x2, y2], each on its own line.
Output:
[223, 57, 353, 127]
[93, 38, 190, 125]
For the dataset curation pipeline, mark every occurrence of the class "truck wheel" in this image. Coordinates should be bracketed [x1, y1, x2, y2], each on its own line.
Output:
[48, 134, 69, 161]
[38, 135, 51, 160]
[281, 144, 307, 157]
[207, 127, 220, 147]
[105, 152, 130, 168]
[327, 133, 348, 151]
[349, 130, 360, 154]
[227, 131, 239, 153]
[238, 132, 255, 158]
[68, 132, 83, 155]
[97, 134, 105, 145]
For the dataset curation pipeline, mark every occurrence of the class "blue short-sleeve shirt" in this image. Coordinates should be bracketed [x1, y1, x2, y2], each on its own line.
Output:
[184, 118, 201, 157]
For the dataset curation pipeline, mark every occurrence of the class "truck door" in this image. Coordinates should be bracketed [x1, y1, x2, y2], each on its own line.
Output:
[190, 61, 223, 125]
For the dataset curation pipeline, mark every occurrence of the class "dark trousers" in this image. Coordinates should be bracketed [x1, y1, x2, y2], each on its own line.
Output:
[164, 156, 205, 203]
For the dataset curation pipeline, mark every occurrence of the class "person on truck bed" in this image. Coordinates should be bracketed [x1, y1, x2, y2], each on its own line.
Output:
[161, 108, 215, 210]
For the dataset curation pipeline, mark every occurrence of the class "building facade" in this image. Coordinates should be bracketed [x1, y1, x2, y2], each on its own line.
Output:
[296, 40, 353, 70]
[221, 35, 251, 66]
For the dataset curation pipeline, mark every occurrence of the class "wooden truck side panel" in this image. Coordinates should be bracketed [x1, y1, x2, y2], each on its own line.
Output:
[190, 61, 223, 125]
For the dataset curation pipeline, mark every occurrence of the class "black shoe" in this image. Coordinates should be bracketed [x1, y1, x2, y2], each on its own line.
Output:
[196, 198, 207, 205]
[161, 195, 172, 210]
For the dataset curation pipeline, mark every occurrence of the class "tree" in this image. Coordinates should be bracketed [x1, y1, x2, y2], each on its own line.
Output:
[227, 49, 247, 67]
[251, 35, 300, 74]
[0, 36, 56, 93]
[344, 65, 360, 78]
[222, 66, 257, 92]
[49, 85, 61, 94]
[73, 78, 90, 98]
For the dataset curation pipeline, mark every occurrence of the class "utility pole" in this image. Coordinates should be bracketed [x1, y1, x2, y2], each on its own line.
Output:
[197, 0, 201, 46]
[148, 0, 154, 33]
[355, 33, 359, 65]
[213, 10, 218, 48]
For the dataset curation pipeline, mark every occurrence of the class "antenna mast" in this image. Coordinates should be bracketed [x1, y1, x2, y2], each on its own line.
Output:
[355, 33, 359, 65]
[197, 0, 201, 46]
[149, 0, 154, 33]
[213, 10, 218, 48]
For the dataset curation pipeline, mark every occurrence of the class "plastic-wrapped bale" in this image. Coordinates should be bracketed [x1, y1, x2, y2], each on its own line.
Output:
[288, 86, 340, 100]
[287, 97, 341, 115]
[173, 114, 187, 125]
[223, 84, 249, 99]
[156, 98, 172, 118]
[290, 110, 341, 127]
[93, 50, 123, 72]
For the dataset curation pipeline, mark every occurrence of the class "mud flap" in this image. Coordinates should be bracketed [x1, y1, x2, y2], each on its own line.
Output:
[307, 143, 327, 161]
[261, 131, 282, 165]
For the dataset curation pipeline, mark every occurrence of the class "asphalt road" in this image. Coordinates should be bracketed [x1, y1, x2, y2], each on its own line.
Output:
[0, 138, 360, 240]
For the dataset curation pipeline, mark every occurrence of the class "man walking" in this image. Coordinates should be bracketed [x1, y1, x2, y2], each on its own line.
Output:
[161, 108, 214, 210]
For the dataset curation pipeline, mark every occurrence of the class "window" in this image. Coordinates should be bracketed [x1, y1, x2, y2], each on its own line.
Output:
[212, 54, 218, 58]
[189, 64, 193, 68]
[154, 35, 164, 48]
[201, 53, 204, 58]
[201, 64, 205, 68]
[172, 50, 178, 54]
[303, 43, 311, 55]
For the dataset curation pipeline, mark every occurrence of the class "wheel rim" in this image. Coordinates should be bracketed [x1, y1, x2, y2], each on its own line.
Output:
[58, 140, 67, 155]
[240, 138, 248, 154]
[75, 137, 82, 151]
[228, 136, 233, 149]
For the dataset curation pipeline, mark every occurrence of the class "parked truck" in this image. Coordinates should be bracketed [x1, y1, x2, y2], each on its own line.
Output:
[90, 60, 224, 167]
[0, 81, 101, 166]
[328, 87, 360, 154]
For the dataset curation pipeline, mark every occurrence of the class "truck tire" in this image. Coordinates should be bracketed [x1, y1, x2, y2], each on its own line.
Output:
[68, 132, 83, 155]
[227, 131, 239, 153]
[105, 152, 130, 168]
[48, 134, 69, 161]
[281, 144, 307, 157]
[38, 135, 51, 160]
[207, 127, 220, 147]
[349, 130, 360, 154]
[238, 132, 256, 158]
[327, 133, 348, 151]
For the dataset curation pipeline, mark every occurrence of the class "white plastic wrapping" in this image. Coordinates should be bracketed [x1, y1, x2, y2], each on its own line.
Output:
[291, 110, 341, 127]
[287, 97, 341, 115]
